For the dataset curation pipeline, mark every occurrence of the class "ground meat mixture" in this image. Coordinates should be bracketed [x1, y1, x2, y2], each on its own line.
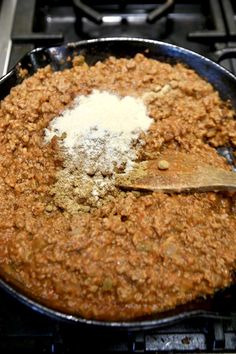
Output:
[0, 53, 236, 321]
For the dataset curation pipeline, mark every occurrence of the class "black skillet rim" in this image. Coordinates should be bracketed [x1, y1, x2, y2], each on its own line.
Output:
[0, 37, 236, 330]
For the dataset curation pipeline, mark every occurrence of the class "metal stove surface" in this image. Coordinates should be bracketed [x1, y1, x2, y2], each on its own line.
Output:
[2, 0, 236, 74]
[0, 1, 236, 353]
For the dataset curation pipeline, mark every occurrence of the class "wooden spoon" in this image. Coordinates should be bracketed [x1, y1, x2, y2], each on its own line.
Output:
[116, 151, 236, 193]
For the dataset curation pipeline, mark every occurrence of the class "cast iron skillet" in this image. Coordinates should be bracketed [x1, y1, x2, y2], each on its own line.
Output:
[0, 38, 236, 331]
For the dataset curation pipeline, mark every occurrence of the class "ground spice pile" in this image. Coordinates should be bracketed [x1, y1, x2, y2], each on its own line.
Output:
[44, 90, 153, 213]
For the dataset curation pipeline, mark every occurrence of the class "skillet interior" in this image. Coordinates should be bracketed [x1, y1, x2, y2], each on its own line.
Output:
[0, 37, 236, 330]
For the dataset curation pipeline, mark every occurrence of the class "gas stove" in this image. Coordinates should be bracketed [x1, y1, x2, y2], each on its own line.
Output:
[0, 1, 236, 353]
[0, 0, 236, 77]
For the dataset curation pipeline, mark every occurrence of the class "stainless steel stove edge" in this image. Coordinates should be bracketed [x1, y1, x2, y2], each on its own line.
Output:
[0, 0, 17, 78]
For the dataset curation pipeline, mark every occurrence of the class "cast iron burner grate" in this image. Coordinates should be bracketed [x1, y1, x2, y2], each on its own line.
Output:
[5, 0, 236, 74]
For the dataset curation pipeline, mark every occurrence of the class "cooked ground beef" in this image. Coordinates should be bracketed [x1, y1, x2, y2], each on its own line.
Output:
[0, 53, 236, 321]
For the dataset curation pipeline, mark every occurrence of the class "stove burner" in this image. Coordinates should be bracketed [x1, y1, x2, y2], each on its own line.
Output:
[73, 0, 175, 25]
[72, 0, 175, 36]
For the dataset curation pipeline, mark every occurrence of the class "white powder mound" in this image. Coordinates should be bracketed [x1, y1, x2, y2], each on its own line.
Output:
[44, 90, 153, 212]
[45, 89, 152, 153]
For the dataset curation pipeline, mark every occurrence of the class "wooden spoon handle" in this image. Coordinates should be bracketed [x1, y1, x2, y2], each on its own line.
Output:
[117, 166, 236, 193]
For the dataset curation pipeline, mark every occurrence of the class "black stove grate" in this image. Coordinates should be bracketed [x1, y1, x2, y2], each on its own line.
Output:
[8, 0, 236, 73]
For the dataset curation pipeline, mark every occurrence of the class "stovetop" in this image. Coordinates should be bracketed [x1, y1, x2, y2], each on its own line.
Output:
[0, 0, 236, 353]
[1, 288, 236, 353]
[0, 0, 236, 76]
